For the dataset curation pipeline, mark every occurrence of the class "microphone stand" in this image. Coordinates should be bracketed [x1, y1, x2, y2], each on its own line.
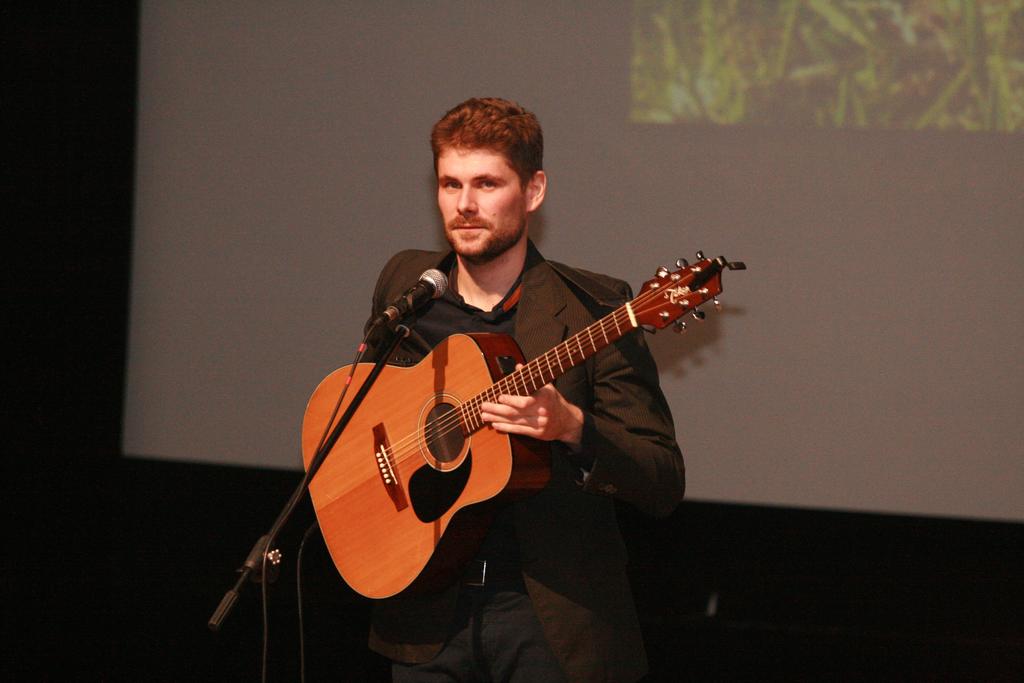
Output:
[208, 322, 411, 632]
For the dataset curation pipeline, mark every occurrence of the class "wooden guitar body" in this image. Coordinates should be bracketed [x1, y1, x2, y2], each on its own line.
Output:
[301, 332, 551, 599]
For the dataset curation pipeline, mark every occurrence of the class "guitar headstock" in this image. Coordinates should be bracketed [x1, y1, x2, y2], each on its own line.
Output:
[632, 252, 746, 331]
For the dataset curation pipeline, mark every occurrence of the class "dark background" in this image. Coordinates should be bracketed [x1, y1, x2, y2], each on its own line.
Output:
[7, 4, 1022, 681]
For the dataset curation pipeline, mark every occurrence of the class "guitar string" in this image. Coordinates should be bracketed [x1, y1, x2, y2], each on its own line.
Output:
[374, 278, 699, 470]
[357, 274, 706, 473]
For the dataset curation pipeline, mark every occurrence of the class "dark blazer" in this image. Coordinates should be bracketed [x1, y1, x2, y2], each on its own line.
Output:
[364, 241, 684, 683]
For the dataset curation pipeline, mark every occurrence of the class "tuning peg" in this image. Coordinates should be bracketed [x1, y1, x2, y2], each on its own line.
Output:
[673, 320, 687, 333]
[675, 257, 689, 268]
[695, 250, 705, 260]
[713, 297, 721, 310]
[692, 310, 706, 321]
[656, 266, 669, 277]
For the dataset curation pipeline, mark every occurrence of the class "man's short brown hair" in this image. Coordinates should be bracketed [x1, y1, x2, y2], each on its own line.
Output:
[431, 97, 543, 186]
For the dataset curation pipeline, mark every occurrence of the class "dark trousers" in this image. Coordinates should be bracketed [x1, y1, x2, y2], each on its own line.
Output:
[391, 583, 567, 683]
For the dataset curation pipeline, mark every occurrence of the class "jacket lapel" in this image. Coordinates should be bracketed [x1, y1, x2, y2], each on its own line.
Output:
[514, 242, 568, 362]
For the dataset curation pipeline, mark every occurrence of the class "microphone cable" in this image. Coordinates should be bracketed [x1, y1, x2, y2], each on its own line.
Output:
[296, 519, 321, 683]
[260, 326, 376, 683]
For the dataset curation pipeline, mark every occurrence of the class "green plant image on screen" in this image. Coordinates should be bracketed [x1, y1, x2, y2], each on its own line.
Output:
[632, 0, 1024, 130]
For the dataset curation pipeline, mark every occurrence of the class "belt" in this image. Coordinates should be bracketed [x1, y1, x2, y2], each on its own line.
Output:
[461, 559, 525, 588]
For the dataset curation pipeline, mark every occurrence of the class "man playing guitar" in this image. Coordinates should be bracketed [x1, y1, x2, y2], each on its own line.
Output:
[354, 97, 685, 683]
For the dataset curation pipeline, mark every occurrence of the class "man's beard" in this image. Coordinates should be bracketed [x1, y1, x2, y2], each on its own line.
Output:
[445, 218, 526, 266]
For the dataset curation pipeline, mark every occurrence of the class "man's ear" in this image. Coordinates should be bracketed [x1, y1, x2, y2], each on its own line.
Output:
[525, 170, 547, 212]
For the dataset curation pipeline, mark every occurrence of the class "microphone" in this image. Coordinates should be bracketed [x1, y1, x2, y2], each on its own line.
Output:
[372, 269, 448, 327]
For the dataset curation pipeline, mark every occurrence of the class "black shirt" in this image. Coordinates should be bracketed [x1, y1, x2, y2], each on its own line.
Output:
[412, 266, 524, 569]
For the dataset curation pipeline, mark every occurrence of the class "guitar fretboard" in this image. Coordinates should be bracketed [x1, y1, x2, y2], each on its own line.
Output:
[457, 302, 639, 433]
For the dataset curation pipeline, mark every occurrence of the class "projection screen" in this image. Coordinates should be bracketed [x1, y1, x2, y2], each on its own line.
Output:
[125, 1, 1024, 522]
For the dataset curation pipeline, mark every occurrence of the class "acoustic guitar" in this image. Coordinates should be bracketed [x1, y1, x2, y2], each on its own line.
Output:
[301, 254, 744, 598]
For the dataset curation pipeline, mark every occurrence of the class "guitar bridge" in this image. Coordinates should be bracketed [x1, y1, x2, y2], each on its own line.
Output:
[373, 423, 408, 511]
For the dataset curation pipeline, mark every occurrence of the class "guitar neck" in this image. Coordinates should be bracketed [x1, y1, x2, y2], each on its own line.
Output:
[453, 254, 740, 436]
[458, 302, 639, 434]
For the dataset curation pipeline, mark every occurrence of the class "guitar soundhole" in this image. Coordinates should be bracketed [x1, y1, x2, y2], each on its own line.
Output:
[408, 451, 471, 523]
[424, 403, 465, 466]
